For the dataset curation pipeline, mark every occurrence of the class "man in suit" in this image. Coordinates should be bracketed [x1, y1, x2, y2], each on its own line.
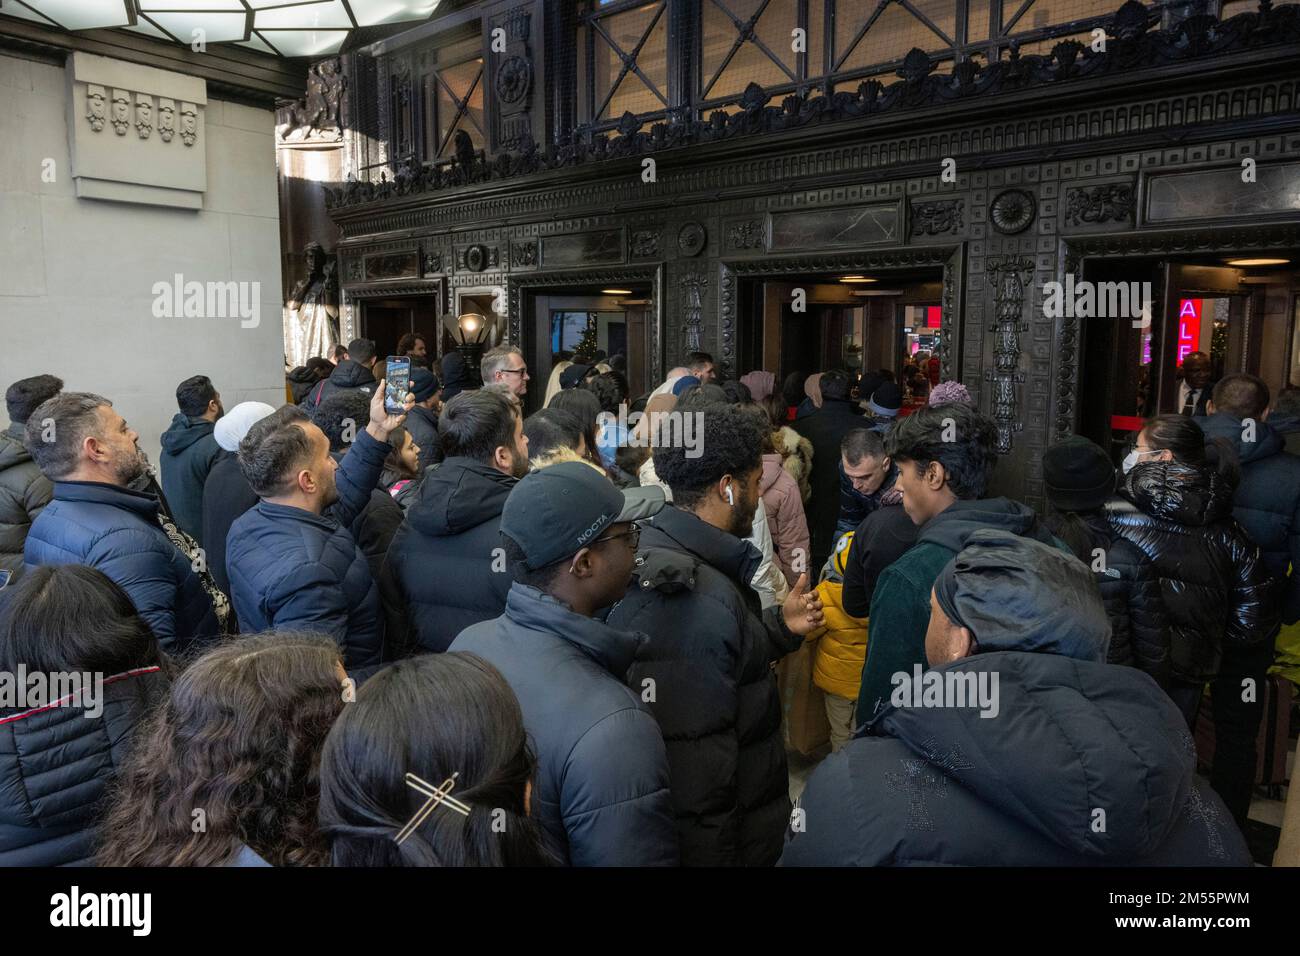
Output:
[1176, 351, 1214, 417]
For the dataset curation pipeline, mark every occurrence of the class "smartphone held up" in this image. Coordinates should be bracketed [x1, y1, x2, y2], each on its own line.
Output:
[385, 356, 411, 415]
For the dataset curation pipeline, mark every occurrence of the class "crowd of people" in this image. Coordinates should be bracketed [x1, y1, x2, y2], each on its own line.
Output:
[0, 338, 1295, 867]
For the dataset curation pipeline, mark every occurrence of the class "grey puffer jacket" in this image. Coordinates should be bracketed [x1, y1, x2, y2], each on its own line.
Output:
[0, 422, 52, 574]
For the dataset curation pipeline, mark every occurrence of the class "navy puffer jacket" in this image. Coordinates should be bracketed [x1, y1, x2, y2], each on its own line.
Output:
[451, 584, 677, 866]
[780, 651, 1250, 866]
[0, 666, 168, 866]
[1105, 459, 1277, 683]
[24, 482, 219, 655]
[226, 429, 389, 668]
[606, 505, 803, 866]
[1199, 412, 1300, 624]
[382, 457, 516, 655]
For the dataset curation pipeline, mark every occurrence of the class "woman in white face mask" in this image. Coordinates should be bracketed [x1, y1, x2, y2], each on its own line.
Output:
[1101, 415, 1277, 824]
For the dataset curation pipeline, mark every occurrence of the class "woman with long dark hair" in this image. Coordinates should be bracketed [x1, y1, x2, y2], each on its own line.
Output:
[98, 632, 347, 867]
[0, 565, 168, 866]
[319, 652, 556, 866]
[1041, 436, 1170, 688]
[548, 387, 604, 471]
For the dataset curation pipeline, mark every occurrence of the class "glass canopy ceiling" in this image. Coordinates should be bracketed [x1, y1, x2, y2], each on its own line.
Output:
[0, 0, 441, 56]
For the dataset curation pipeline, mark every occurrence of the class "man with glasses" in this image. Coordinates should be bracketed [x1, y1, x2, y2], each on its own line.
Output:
[481, 345, 530, 399]
[451, 461, 677, 866]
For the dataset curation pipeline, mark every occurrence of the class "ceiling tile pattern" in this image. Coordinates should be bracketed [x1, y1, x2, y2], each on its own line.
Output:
[0, 0, 441, 55]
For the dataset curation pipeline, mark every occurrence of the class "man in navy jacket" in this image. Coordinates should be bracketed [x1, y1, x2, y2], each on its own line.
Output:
[23, 392, 219, 654]
[226, 383, 410, 669]
[451, 462, 677, 866]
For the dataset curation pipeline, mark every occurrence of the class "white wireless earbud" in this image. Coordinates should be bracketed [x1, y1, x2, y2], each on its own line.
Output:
[725, 485, 735, 506]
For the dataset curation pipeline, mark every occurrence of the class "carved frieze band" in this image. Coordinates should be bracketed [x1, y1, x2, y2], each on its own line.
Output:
[86, 84, 196, 146]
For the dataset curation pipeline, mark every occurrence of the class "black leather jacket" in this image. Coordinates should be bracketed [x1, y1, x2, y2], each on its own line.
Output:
[1105, 460, 1277, 683]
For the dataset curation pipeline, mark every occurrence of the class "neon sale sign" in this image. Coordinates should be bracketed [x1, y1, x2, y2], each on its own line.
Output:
[1176, 298, 1201, 366]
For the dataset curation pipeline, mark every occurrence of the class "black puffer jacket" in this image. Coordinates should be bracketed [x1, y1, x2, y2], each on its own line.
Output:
[1069, 511, 1171, 687]
[303, 360, 376, 409]
[0, 422, 51, 575]
[791, 398, 865, 569]
[606, 505, 803, 866]
[1105, 460, 1276, 683]
[382, 457, 516, 655]
[0, 666, 168, 866]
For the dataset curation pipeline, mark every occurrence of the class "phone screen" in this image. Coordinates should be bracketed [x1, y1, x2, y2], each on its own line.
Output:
[385, 356, 411, 414]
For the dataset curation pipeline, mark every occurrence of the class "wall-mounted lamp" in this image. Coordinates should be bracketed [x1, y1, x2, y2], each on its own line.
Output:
[440, 311, 497, 384]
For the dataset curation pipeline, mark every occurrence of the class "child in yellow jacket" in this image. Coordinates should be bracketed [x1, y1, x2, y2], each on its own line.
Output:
[806, 532, 867, 751]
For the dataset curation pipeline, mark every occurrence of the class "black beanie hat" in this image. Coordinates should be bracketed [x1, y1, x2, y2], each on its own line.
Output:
[1042, 436, 1116, 512]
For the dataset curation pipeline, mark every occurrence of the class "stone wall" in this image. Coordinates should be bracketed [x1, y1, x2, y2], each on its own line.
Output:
[0, 49, 285, 463]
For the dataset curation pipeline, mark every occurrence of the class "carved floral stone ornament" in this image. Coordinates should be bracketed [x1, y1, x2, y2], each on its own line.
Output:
[85, 84, 107, 132]
[728, 220, 765, 250]
[911, 199, 965, 237]
[110, 89, 130, 135]
[989, 189, 1036, 234]
[1065, 182, 1137, 225]
[512, 240, 538, 267]
[134, 94, 154, 140]
[495, 55, 532, 105]
[180, 103, 198, 146]
[158, 99, 176, 142]
[678, 222, 707, 257]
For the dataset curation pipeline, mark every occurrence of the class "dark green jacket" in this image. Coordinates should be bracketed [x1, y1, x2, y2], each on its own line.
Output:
[854, 497, 1063, 726]
[159, 414, 222, 544]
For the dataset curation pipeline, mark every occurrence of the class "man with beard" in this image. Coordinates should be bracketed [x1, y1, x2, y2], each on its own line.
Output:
[607, 402, 825, 866]
[382, 388, 529, 656]
[159, 374, 225, 544]
[226, 384, 411, 670]
[23, 393, 220, 654]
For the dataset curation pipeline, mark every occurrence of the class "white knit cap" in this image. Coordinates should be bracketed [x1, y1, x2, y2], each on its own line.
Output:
[213, 401, 277, 452]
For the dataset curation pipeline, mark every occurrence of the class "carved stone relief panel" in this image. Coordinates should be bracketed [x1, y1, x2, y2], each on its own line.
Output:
[67, 52, 207, 208]
[1063, 180, 1137, 228]
[490, 6, 537, 151]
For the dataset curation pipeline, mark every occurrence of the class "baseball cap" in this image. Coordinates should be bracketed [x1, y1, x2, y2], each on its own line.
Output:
[501, 461, 665, 571]
[560, 363, 594, 390]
